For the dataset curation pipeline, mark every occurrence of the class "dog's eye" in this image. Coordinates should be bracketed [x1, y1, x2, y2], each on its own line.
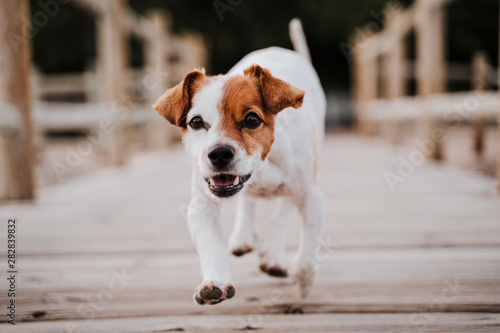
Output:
[243, 113, 261, 129]
[189, 116, 205, 130]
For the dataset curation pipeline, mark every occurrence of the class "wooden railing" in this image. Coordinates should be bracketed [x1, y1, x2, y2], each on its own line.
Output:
[0, 0, 207, 200]
[350, 0, 500, 188]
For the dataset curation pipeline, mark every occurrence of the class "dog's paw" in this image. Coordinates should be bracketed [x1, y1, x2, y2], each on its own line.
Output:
[292, 258, 318, 298]
[193, 281, 235, 305]
[228, 231, 256, 257]
[259, 263, 288, 277]
[259, 251, 288, 278]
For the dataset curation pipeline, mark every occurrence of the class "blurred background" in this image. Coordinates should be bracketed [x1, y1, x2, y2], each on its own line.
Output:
[0, 0, 497, 196]
[30, 0, 499, 123]
[6, 0, 493, 191]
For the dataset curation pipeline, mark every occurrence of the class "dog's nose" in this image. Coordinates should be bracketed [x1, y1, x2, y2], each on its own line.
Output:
[208, 145, 235, 169]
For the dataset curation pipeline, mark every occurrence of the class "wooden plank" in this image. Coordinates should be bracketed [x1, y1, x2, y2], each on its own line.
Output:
[1, 241, 499, 321]
[4, 272, 500, 322]
[0, 134, 499, 331]
[5, 313, 500, 333]
[0, 138, 497, 255]
[369, 92, 500, 121]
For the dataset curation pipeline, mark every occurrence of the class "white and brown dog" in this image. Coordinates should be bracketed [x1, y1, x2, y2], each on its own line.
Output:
[153, 19, 326, 305]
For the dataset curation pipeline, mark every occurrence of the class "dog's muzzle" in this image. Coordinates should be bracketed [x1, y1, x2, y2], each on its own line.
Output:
[205, 173, 251, 198]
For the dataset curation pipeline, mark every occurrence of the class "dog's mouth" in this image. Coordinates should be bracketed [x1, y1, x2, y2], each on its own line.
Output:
[205, 174, 251, 198]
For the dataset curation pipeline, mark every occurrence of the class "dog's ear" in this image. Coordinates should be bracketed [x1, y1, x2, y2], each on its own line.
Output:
[152, 70, 206, 127]
[243, 65, 304, 114]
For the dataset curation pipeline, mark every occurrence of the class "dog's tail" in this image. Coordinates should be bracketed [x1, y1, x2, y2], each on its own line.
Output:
[289, 18, 311, 62]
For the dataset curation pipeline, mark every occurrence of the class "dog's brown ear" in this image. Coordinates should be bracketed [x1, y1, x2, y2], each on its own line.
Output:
[152, 70, 206, 127]
[244, 65, 304, 114]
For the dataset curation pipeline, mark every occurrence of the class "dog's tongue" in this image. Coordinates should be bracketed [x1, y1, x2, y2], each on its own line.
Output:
[213, 174, 236, 186]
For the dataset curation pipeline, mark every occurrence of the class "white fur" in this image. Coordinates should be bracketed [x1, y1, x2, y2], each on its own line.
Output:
[184, 47, 326, 304]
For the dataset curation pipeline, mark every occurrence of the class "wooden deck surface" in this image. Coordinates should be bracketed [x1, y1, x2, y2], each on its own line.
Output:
[1, 133, 500, 332]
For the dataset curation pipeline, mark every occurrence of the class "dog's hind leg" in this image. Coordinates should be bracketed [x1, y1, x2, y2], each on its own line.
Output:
[228, 194, 257, 257]
[292, 185, 324, 297]
[259, 197, 294, 278]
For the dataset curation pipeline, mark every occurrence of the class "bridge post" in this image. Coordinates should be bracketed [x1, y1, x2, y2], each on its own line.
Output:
[381, 5, 405, 145]
[0, 0, 35, 200]
[96, 0, 130, 165]
[415, 0, 447, 160]
[353, 34, 378, 136]
[471, 52, 490, 157]
[145, 10, 175, 149]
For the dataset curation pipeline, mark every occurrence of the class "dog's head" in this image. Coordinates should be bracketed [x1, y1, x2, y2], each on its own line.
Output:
[153, 65, 304, 198]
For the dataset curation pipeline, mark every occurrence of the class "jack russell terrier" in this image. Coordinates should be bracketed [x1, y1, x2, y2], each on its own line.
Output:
[153, 19, 326, 305]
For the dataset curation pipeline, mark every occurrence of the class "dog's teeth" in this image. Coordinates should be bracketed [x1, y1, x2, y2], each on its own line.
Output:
[233, 177, 240, 186]
[209, 178, 215, 186]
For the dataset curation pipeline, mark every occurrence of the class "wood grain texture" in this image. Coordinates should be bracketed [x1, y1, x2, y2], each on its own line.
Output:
[0, 0, 35, 199]
[0, 133, 499, 332]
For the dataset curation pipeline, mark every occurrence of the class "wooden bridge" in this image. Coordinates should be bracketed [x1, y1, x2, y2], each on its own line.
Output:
[1, 133, 500, 332]
[1, 0, 500, 331]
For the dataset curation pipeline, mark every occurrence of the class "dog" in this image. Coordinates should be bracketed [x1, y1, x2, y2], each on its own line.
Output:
[153, 19, 326, 305]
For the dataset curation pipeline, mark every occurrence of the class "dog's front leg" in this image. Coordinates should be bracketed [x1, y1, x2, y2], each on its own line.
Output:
[187, 184, 235, 305]
[228, 194, 257, 257]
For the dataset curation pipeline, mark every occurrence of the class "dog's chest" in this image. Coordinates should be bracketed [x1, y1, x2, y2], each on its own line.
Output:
[247, 181, 288, 197]
[246, 160, 291, 198]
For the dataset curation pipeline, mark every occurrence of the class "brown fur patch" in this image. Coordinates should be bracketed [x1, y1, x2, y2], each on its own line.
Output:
[243, 65, 304, 113]
[218, 67, 305, 160]
[219, 75, 276, 160]
[152, 70, 210, 128]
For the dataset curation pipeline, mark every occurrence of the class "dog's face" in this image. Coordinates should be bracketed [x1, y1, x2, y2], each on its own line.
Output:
[153, 65, 304, 198]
